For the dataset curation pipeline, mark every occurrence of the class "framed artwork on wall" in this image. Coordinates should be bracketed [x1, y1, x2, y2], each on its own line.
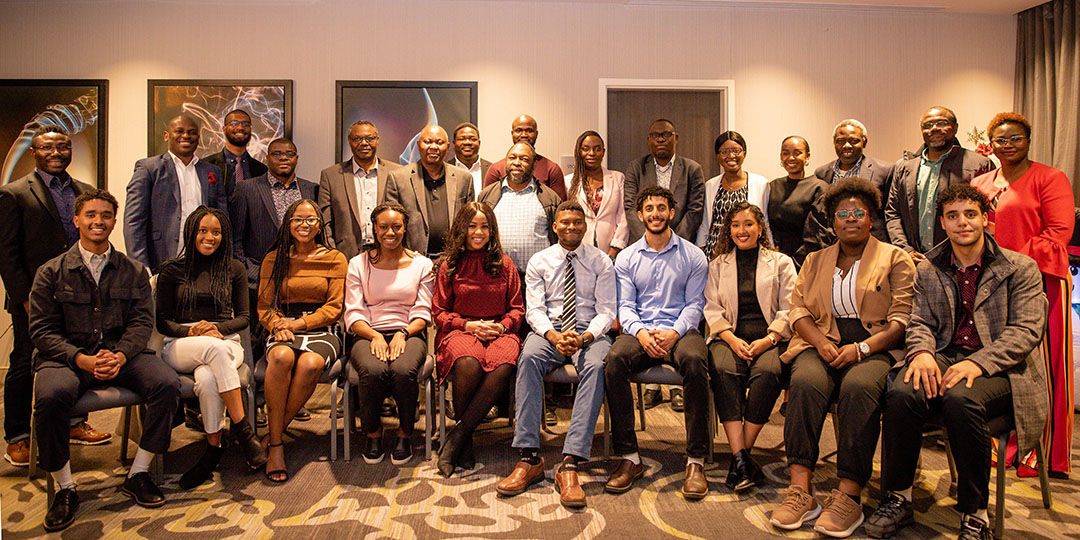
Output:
[335, 81, 477, 165]
[0, 79, 108, 188]
[147, 79, 292, 162]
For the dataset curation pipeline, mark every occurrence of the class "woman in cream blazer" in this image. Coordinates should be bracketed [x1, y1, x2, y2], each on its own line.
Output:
[564, 131, 629, 257]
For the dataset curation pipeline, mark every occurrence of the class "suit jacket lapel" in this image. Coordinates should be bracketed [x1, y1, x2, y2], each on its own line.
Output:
[161, 154, 180, 205]
[254, 177, 278, 226]
[28, 172, 62, 222]
[376, 158, 389, 203]
[818, 244, 840, 319]
[408, 164, 428, 228]
[643, 156, 658, 187]
[446, 167, 463, 220]
[671, 157, 685, 191]
[196, 162, 214, 205]
[854, 237, 880, 313]
[340, 160, 363, 231]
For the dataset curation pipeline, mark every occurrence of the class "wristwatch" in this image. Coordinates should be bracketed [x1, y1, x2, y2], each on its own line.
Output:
[858, 341, 870, 358]
[396, 328, 410, 339]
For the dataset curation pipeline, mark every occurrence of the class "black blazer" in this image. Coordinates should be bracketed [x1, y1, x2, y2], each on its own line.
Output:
[229, 174, 319, 287]
[0, 171, 94, 306]
[814, 155, 894, 242]
[623, 154, 705, 243]
[203, 149, 268, 198]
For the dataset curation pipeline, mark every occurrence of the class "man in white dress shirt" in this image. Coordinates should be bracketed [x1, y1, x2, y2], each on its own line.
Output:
[451, 122, 491, 199]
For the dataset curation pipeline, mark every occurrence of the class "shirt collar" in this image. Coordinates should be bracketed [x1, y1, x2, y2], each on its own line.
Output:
[353, 158, 377, 176]
[168, 151, 199, 169]
[223, 148, 247, 162]
[454, 158, 481, 173]
[501, 178, 537, 194]
[36, 169, 69, 189]
[654, 155, 675, 172]
[77, 240, 112, 268]
[920, 144, 955, 165]
[634, 231, 679, 255]
[267, 174, 297, 189]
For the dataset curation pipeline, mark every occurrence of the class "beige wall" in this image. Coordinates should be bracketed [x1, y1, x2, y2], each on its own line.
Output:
[0, 0, 1015, 359]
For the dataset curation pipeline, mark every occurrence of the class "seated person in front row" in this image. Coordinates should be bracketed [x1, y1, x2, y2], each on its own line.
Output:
[604, 185, 710, 500]
[703, 201, 796, 492]
[344, 203, 434, 466]
[30, 189, 180, 532]
[865, 185, 1048, 540]
[497, 200, 616, 508]
[156, 207, 267, 490]
[769, 177, 915, 538]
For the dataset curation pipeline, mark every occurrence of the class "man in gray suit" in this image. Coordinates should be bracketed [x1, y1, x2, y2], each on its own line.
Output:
[814, 119, 893, 242]
[318, 120, 401, 260]
[885, 106, 994, 263]
[451, 122, 491, 199]
[124, 114, 228, 271]
[623, 119, 705, 244]
[385, 125, 474, 257]
[866, 184, 1047, 540]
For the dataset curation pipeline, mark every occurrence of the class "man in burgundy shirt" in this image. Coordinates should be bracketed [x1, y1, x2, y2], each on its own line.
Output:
[482, 114, 566, 200]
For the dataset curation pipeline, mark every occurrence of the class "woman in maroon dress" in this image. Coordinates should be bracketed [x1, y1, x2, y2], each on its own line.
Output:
[433, 201, 525, 477]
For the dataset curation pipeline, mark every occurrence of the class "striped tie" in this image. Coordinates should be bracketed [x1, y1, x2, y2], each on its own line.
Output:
[560, 252, 577, 333]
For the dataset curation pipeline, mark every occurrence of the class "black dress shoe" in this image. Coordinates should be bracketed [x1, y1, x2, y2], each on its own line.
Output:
[381, 398, 398, 418]
[43, 487, 79, 532]
[363, 436, 384, 464]
[670, 388, 684, 412]
[178, 444, 223, 490]
[725, 453, 747, 490]
[733, 449, 764, 491]
[390, 437, 413, 465]
[642, 388, 663, 409]
[121, 472, 166, 508]
[294, 407, 311, 422]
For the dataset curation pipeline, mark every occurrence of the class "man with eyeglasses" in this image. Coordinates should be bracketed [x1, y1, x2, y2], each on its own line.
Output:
[203, 109, 268, 199]
[0, 126, 112, 468]
[813, 119, 894, 242]
[124, 114, 228, 272]
[318, 120, 402, 260]
[885, 107, 994, 264]
[451, 122, 490, 199]
[482, 115, 567, 200]
[623, 119, 705, 244]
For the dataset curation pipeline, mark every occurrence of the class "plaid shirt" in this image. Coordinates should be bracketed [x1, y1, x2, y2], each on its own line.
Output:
[492, 180, 551, 271]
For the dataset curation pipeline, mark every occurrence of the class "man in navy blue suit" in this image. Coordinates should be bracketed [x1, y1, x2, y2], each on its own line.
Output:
[123, 115, 227, 272]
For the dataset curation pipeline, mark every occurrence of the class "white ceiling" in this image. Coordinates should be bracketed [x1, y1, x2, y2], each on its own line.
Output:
[542, 0, 1046, 15]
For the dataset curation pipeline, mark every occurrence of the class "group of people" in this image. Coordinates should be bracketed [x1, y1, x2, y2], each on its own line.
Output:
[0, 104, 1072, 540]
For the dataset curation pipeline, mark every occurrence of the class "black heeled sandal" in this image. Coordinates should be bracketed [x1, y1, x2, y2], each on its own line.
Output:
[265, 442, 288, 483]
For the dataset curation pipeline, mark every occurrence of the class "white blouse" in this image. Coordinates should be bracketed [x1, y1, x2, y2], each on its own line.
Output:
[831, 260, 861, 319]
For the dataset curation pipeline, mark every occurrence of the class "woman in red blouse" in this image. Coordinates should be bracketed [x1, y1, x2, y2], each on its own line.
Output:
[433, 201, 525, 477]
[972, 111, 1075, 476]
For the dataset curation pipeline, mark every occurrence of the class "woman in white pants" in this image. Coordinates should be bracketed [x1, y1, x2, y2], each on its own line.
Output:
[156, 206, 267, 488]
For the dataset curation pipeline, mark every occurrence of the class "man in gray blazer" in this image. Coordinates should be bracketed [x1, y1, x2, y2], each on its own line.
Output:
[318, 120, 401, 260]
[866, 184, 1047, 540]
[623, 119, 705, 244]
[451, 122, 491, 199]
[123, 115, 227, 271]
[884, 107, 994, 263]
[814, 119, 893, 242]
[385, 125, 473, 257]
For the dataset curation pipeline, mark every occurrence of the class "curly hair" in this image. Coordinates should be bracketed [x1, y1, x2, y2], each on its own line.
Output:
[265, 199, 331, 314]
[987, 111, 1032, 138]
[714, 201, 775, 257]
[635, 185, 677, 212]
[366, 202, 410, 263]
[434, 201, 505, 279]
[936, 184, 989, 217]
[822, 176, 881, 218]
[163, 206, 234, 317]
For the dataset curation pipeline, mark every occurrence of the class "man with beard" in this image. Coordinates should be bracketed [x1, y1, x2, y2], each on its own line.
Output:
[604, 185, 710, 500]
[124, 114, 228, 271]
[885, 107, 994, 263]
[203, 109, 268, 198]
[482, 115, 566, 200]
[451, 122, 490, 199]
[318, 120, 401, 260]
[385, 125, 473, 258]
[865, 185, 1046, 540]
[496, 200, 616, 508]
[0, 126, 111, 468]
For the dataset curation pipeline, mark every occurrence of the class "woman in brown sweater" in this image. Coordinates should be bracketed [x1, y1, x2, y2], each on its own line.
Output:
[257, 199, 347, 482]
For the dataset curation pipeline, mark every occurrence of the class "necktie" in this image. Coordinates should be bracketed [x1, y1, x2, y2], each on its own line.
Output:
[560, 252, 577, 333]
[234, 157, 245, 183]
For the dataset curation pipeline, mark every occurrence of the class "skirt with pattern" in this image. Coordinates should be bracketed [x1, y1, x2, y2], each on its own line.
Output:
[266, 330, 341, 370]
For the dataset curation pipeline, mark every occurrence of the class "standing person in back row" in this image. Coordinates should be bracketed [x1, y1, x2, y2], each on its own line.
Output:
[482, 115, 566, 200]
[623, 119, 705, 244]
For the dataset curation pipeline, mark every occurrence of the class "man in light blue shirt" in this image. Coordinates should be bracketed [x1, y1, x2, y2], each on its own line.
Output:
[496, 200, 616, 508]
[604, 185, 710, 500]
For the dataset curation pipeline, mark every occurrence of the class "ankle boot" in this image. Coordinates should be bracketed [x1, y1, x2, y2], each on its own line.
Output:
[179, 443, 224, 489]
[231, 420, 268, 470]
[438, 427, 467, 478]
[457, 439, 476, 470]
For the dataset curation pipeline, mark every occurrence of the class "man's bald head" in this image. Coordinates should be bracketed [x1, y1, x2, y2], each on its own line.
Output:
[418, 125, 449, 168]
[511, 115, 538, 145]
[165, 115, 200, 159]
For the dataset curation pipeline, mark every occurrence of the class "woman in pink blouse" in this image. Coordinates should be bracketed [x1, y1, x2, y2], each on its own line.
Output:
[564, 130, 629, 257]
[344, 203, 434, 466]
[432, 201, 525, 477]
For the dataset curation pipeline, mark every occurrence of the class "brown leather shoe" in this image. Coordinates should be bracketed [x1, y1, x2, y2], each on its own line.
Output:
[69, 422, 112, 446]
[555, 465, 586, 508]
[681, 462, 708, 500]
[4, 440, 30, 467]
[496, 458, 545, 496]
[604, 459, 645, 493]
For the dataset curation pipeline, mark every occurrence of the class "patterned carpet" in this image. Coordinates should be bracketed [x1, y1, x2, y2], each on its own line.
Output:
[1, 385, 1078, 539]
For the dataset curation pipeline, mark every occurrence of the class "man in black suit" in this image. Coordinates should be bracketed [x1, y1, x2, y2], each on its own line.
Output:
[0, 126, 112, 468]
[813, 118, 894, 242]
[623, 119, 705, 244]
[202, 109, 268, 198]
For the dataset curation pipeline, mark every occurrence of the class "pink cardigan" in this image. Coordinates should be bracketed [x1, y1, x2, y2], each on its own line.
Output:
[343, 253, 435, 333]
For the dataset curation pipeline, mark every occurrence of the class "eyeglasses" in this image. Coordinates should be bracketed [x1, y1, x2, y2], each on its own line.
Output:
[227, 120, 252, 128]
[269, 151, 297, 159]
[990, 135, 1028, 146]
[33, 144, 72, 153]
[835, 209, 867, 220]
[348, 135, 378, 144]
[648, 131, 675, 141]
[718, 148, 745, 157]
[289, 216, 320, 226]
[920, 119, 953, 130]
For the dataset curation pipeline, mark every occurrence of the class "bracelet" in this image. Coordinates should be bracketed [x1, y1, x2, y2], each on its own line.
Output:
[766, 334, 778, 346]
[396, 328, 409, 339]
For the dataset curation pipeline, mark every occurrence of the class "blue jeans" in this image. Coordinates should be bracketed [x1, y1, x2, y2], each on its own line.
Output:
[512, 332, 611, 460]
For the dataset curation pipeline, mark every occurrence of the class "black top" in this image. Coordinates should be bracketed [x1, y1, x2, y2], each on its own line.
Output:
[422, 166, 450, 256]
[734, 246, 768, 341]
[156, 257, 249, 338]
[767, 175, 828, 264]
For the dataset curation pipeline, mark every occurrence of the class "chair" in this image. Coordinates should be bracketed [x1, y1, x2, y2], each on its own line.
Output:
[342, 354, 437, 461]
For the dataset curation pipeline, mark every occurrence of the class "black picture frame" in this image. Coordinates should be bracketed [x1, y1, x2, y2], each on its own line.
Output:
[335, 80, 478, 165]
[147, 79, 293, 162]
[0, 79, 108, 188]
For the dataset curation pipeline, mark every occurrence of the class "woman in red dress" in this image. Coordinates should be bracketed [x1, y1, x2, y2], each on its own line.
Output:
[972, 111, 1075, 476]
[433, 201, 525, 477]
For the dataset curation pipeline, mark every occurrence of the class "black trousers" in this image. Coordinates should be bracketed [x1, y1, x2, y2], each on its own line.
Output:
[784, 348, 891, 486]
[350, 333, 427, 435]
[882, 350, 1012, 513]
[33, 353, 180, 472]
[709, 340, 787, 424]
[4, 301, 34, 443]
[605, 330, 710, 458]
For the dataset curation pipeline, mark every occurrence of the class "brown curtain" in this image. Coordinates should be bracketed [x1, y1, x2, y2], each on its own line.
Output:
[1015, 0, 1080, 204]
